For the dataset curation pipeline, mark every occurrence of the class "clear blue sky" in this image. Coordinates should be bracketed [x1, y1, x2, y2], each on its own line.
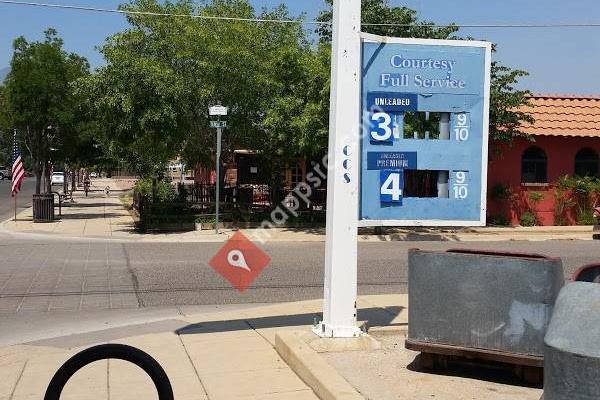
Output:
[1, 0, 600, 94]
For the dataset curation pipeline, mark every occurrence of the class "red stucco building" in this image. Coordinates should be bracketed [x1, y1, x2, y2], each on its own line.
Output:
[487, 94, 600, 226]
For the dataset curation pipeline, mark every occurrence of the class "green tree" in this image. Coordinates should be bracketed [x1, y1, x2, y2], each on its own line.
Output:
[489, 62, 534, 144]
[317, 0, 459, 42]
[75, 0, 195, 178]
[0, 86, 11, 165]
[79, 0, 312, 192]
[2, 29, 89, 193]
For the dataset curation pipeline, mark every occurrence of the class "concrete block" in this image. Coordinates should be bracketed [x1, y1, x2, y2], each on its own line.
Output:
[544, 282, 600, 400]
[275, 331, 363, 400]
[408, 249, 564, 358]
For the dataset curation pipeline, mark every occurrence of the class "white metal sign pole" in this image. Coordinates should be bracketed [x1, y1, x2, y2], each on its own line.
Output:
[314, 0, 362, 338]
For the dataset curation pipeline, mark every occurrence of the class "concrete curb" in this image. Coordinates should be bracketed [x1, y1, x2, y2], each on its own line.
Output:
[2, 219, 594, 243]
[275, 331, 364, 400]
[1, 202, 594, 243]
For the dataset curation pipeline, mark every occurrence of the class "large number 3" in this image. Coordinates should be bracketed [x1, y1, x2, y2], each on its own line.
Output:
[381, 172, 402, 201]
[371, 112, 392, 141]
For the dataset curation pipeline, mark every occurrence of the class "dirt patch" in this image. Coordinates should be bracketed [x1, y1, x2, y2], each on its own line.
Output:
[322, 333, 543, 400]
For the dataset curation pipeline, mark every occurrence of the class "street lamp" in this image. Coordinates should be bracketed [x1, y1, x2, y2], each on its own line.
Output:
[209, 104, 228, 234]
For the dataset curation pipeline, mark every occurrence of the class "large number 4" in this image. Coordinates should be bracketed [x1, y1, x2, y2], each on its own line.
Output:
[380, 170, 403, 203]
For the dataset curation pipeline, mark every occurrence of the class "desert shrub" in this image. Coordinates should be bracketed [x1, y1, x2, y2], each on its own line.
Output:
[133, 178, 176, 203]
[528, 191, 544, 204]
[490, 184, 511, 201]
[556, 175, 600, 225]
[519, 211, 536, 227]
[488, 215, 510, 226]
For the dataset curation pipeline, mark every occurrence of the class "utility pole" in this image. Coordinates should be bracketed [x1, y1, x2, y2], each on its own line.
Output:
[313, 0, 362, 338]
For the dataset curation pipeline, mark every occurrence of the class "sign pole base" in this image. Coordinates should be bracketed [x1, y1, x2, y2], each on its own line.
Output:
[312, 323, 363, 339]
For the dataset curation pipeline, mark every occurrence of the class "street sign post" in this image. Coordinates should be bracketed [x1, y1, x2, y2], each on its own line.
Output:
[209, 105, 228, 235]
[210, 121, 227, 129]
[209, 105, 228, 116]
[313, 0, 363, 338]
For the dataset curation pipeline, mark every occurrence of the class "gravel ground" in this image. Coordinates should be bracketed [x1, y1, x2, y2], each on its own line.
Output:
[323, 333, 543, 400]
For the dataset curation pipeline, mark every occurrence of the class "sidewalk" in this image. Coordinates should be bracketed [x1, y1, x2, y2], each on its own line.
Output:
[0, 294, 543, 400]
[0, 297, 332, 400]
[2, 179, 135, 238]
[1, 178, 594, 242]
[0, 295, 399, 400]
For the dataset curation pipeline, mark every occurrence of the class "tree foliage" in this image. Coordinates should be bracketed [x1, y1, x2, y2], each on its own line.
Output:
[489, 62, 534, 143]
[317, 0, 459, 42]
[78, 0, 314, 179]
[1, 0, 534, 189]
[1, 29, 89, 193]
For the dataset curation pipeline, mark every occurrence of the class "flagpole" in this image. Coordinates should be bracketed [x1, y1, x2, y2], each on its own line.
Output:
[12, 128, 18, 222]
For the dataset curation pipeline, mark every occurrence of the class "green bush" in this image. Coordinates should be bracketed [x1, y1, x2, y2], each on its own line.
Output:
[490, 184, 511, 201]
[556, 175, 600, 225]
[133, 178, 176, 203]
[488, 215, 509, 226]
[196, 215, 216, 224]
[519, 211, 536, 227]
[577, 208, 596, 225]
[528, 191, 544, 203]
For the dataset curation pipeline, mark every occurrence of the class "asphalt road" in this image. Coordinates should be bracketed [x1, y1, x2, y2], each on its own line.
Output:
[0, 234, 599, 315]
[0, 177, 36, 222]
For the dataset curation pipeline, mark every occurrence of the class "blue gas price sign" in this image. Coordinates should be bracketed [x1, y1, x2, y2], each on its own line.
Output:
[359, 35, 491, 226]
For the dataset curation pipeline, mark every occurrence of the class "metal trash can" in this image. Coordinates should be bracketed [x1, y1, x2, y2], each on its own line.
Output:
[32, 193, 55, 223]
[407, 248, 564, 366]
[544, 282, 600, 399]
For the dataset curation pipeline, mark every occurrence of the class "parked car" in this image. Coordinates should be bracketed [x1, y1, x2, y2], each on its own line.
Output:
[0, 166, 11, 180]
[51, 172, 65, 185]
[90, 172, 98, 178]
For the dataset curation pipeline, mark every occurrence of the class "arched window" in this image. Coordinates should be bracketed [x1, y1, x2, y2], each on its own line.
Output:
[521, 146, 547, 183]
[574, 148, 599, 177]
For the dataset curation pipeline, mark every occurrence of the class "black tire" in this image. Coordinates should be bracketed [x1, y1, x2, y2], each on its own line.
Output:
[44, 344, 174, 400]
[0, 173, 4, 180]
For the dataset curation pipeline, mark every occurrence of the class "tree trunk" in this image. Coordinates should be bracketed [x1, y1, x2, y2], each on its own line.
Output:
[71, 168, 76, 193]
[152, 177, 157, 203]
[34, 161, 42, 195]
[40, 162, 46, 194]
[45, 162, 52, 194]
[63, 164, 68, 194]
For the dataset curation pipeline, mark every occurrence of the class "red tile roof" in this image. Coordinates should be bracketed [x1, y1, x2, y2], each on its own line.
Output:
[520, 94, 600, 137]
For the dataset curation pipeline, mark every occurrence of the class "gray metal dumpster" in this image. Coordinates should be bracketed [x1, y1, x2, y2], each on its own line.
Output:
[407, 248, 564, 367]
[544, 282, 600, 400]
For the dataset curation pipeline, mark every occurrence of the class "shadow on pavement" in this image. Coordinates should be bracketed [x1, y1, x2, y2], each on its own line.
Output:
[60, 213, 126, 220]
[22, 306, 405, 349]
[177, 306, 405, 336]
[406, 353, 542, 388]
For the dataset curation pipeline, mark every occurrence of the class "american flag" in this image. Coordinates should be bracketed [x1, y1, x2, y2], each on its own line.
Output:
[11, 130, 25, 197]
